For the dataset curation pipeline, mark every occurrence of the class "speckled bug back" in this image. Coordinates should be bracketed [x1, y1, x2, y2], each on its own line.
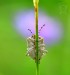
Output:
[26, 34, 48, 62]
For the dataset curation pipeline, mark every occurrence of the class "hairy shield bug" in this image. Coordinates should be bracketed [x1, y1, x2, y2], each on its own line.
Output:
[26, 24, 48, 62]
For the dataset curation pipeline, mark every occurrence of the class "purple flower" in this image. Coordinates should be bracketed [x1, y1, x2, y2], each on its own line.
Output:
[13, 10, 64, 46]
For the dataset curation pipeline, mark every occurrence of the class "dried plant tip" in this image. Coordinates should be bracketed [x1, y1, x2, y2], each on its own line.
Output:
[33, 0, 39, 7]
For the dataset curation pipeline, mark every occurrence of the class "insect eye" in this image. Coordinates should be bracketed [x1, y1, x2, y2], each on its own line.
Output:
[39, 37, 41, 39]
[32, 35, 35, 39]
[32, 35, 34, 38]
[32, 36, 33, 37]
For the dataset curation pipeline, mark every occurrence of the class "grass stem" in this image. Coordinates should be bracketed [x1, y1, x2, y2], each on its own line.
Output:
[33, 0, 39, 75]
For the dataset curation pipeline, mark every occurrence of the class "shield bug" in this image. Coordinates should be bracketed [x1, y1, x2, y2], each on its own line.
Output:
[26, 24, 48, 62]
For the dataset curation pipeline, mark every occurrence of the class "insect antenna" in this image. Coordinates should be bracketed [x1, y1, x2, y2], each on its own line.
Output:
[39, 24, 45, 33]
[28, 29, 33, 34]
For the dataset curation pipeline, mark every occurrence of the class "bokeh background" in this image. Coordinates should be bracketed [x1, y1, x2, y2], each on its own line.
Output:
[0, 0, 70, 75]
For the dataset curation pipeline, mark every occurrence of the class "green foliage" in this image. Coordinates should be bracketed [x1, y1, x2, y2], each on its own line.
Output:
[0, 0, 70, 75]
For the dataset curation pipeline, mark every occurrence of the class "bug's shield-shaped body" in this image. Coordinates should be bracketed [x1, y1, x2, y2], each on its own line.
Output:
[26, 35, 48, 62]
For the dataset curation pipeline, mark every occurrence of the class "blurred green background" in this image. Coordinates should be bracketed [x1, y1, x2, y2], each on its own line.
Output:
[0, 0, 70, 75]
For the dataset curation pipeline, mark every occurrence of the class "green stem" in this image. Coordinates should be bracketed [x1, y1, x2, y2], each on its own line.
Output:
[35, 3, 39, 75]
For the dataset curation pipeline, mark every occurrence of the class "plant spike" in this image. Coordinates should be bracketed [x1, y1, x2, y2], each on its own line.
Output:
[33, 0, 39, 75]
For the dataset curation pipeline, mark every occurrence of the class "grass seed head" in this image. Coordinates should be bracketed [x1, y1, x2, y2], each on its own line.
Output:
[33, 0, 39, 7]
